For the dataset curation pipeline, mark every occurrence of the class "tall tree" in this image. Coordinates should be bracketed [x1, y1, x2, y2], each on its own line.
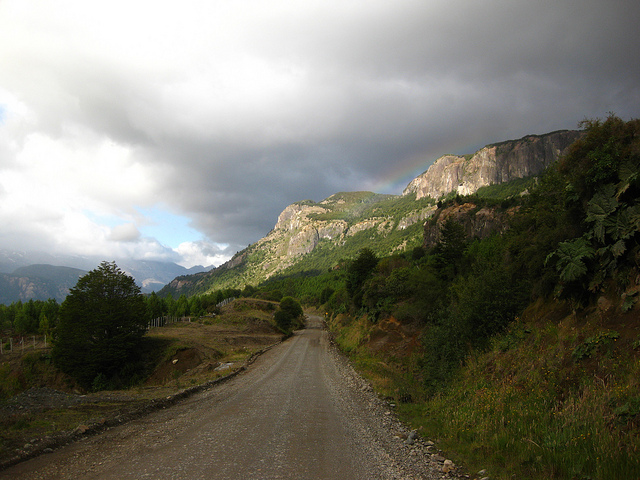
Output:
[346, 248, 379, 308]
[52, 261, 146, 389]
[433, 218, 467, 280]
[145, 291, 165, 321]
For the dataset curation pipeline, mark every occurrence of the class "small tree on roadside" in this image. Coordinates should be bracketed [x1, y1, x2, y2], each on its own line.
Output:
[274, 296, 304, 334]
[52, 261, 147, 390]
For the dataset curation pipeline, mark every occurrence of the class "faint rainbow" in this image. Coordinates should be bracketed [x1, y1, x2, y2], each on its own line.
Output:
[368, 139, 485, 195]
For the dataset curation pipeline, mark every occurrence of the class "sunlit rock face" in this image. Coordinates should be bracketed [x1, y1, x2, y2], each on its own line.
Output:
[403, 130, 583, 200]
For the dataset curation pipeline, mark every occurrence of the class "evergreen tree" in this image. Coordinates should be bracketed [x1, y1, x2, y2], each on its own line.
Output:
[52, 261, 146, 390]
[346, 248, 379, 308]
[145, 292, 165, 321]
[433, 217, 467, 279]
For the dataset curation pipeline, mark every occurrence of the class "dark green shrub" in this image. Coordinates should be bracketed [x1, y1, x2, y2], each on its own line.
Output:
[274, 296, 304, 334]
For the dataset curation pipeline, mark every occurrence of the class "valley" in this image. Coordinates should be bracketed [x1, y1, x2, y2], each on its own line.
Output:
[2, 117, 639, 479]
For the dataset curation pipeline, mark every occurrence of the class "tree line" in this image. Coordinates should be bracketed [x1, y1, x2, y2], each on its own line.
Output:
[1, 261, 293, 390]
[0, 287, 245, 335]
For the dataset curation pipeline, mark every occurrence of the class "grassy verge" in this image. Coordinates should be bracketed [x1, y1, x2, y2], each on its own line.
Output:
[329, 302, 640, 480]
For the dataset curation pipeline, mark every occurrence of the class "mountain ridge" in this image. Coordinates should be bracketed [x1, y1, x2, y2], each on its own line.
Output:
[403, 129, 583, 199]
[0, 252, 213, 304]
[160, 128, 582, 297]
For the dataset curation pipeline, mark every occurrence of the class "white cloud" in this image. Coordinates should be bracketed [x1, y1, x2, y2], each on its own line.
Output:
[109, 223, 141, 243]
[175, 241, 230, 269]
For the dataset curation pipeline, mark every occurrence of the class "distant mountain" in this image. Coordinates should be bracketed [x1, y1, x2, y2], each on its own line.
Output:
[0, 265, 85, 304]
[0, 251, 213, 304]
[116, 259, 213, 293]
[12, 264, 87, 284]
[160, 129, 582, 297]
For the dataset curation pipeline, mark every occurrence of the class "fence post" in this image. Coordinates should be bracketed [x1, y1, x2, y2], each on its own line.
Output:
[44, 335, 47, 348]
[33, 336, 36, 350]
[21, 337, 24, 354]
[9, 337, 12, 353]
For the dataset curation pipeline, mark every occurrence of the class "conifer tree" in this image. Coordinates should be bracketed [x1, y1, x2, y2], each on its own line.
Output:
[52, 261, 146, 389]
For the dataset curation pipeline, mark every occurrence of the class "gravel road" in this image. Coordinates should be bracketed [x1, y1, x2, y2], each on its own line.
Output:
[0, 316, 458, 480]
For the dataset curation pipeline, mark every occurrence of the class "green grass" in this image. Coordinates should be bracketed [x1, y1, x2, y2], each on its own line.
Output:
[475, 175, 537, 199]
[407, 320, 640, 479]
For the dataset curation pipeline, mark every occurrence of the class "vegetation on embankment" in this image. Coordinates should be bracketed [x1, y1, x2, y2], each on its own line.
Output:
[328, 296, 640, 480]
[318, 115, 640, 479]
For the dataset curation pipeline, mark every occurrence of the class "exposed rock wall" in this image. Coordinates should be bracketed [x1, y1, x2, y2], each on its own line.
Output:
[423, 203, 517, 248]
[404, 130, 583, 200]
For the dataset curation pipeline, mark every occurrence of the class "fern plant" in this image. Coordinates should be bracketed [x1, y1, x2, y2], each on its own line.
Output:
[547, 115, 640, 302]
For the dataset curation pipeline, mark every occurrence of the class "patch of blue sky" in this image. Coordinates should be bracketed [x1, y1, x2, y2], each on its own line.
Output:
[83, 210, 126, 229]
[136, 206, 204, 249]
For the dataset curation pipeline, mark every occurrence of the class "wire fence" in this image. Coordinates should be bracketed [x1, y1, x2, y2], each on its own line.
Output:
[147, 316, 186, 328]
[1, 335, 49, 355]
[147, 298, 235, 329]
[216, 297, 235, 308]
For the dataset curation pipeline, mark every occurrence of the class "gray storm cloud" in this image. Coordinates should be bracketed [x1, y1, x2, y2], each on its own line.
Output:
[0, 0, 638, 266]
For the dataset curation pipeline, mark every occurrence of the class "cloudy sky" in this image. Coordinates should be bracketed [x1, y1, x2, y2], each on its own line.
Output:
[1, 0, 639, 268]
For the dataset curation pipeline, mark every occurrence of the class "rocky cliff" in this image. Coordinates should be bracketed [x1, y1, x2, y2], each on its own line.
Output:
[403, 130, 583, 200]
[423, 202, 517, 248]
[230, 192, 434, 277]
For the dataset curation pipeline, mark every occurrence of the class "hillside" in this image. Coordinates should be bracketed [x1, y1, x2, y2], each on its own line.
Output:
[160, 116, 639, 479]
[160, 129, 579, 297]
[319, 116, 640, 479]
[160, 192, 436, 296]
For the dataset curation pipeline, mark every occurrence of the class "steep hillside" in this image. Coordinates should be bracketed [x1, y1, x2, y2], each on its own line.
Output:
[321, 116, 640, 479]
[161, 192, 436, 296]
[423, 202, 517, 248]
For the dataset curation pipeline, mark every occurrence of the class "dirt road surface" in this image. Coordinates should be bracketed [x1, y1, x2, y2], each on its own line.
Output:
[0, 316, 451, 480]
